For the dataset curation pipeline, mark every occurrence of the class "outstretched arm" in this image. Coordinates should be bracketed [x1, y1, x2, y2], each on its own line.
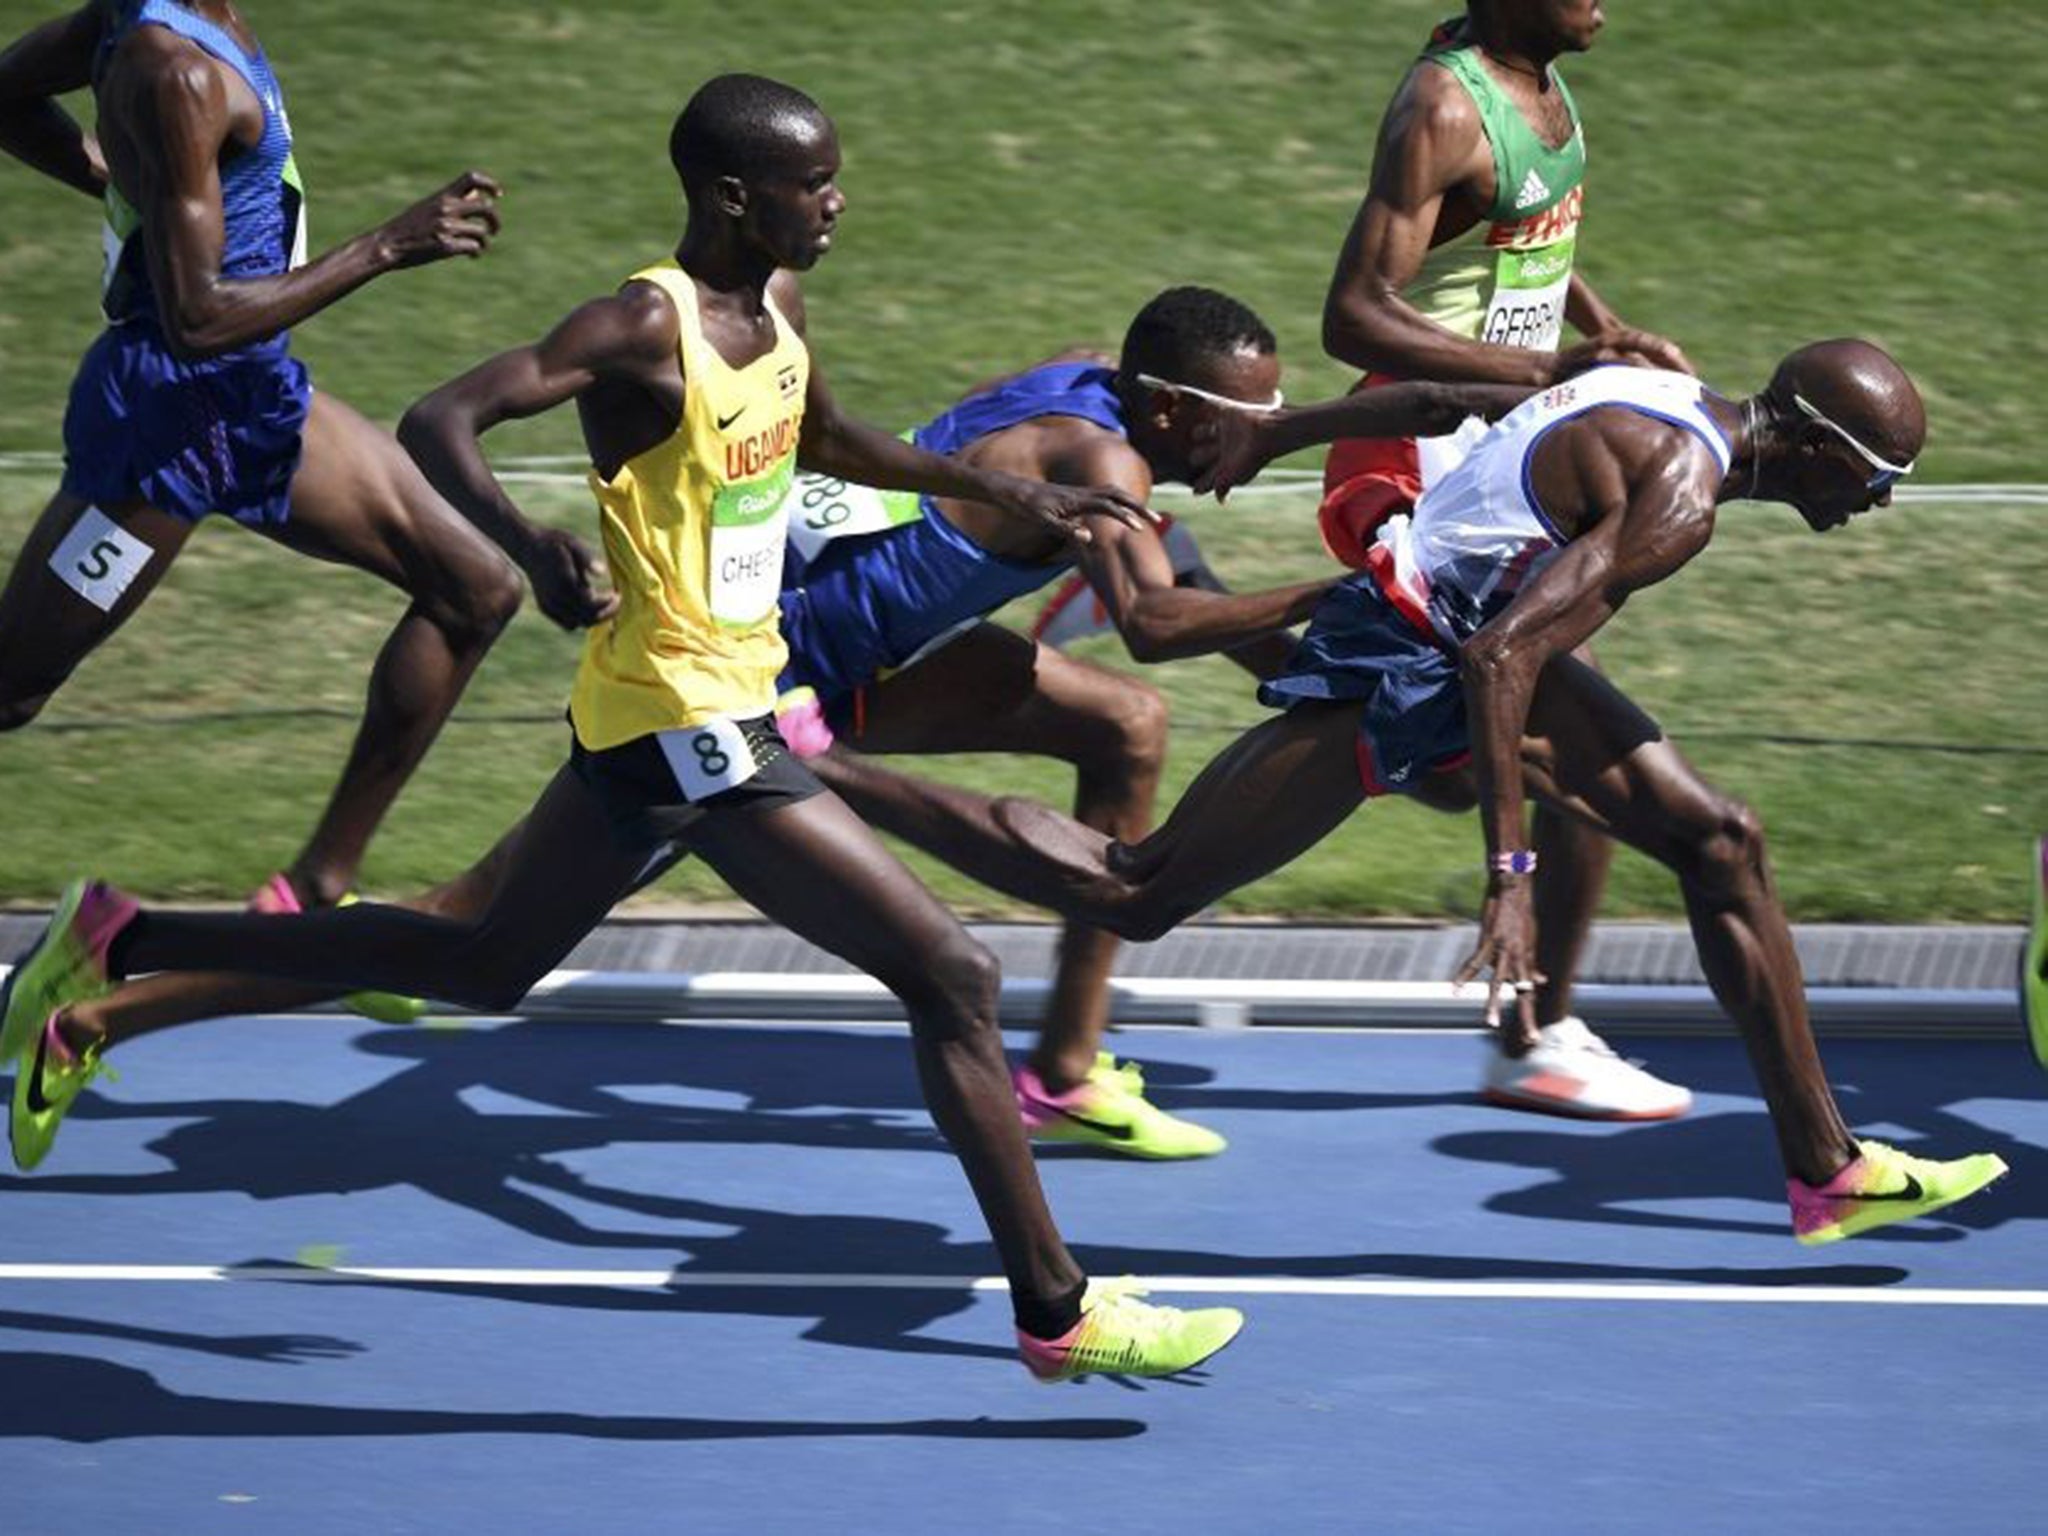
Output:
[400, 286, 684, 629]
[1192, 378, 1531, 499]
[103, 28, 500, 357]
[0, 6, 106, 197]
[1061, 440, 1332, 664]
[775, 277, 1153, 548]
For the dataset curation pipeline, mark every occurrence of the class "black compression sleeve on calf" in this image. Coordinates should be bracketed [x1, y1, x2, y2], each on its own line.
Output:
[1013, 1276, 1087, 1341]
[105, 912, 147, 982]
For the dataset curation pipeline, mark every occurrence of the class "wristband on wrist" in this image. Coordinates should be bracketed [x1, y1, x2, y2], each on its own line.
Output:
[1489, 850, 1539, 877]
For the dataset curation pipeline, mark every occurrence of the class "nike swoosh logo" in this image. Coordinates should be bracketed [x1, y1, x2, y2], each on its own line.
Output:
[716, 407, 747, 431]
[1838, 1171, 1925, 1203]
[1053, 1108, 1135, 1141]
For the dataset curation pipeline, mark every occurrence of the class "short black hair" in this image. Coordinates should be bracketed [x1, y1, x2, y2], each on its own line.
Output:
[1119, 286, 1276, 385]
[669, 74, 829, 198]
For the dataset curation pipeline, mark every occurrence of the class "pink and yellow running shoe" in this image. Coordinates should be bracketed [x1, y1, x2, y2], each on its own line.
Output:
[0, 880, 136, 1068]
[1015, 1052, 1226, 1160]
[1017, 1277, 1244, 1382]
[11, 1012, 118, 1171]
[1788, 1139, 2008, 1245]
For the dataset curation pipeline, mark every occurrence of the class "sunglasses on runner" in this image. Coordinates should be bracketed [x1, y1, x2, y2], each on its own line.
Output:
[1134, 372, 1285, 413]
[1791, 392, 1915, 495]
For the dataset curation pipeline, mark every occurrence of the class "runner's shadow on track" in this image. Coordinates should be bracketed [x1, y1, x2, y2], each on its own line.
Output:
[0, 1353, 1145, 1443]
[250, 1170, 1906, 1370]
[0, 1309, 362, 1363]
[8, 1024, 950, 1207]
[1433, 1098, 2042, 1240]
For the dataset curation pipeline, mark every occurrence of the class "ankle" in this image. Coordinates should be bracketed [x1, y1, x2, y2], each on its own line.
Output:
[1029, 1051, 1095, 1097]
[53, 1008, 106, 1059]
[285, 867, 352, 910]
[1014, 1276, 1087, 1341]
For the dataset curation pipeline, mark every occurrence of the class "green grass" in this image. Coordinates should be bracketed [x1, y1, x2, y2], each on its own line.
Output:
[1, 467, 2040, 919]
[0, 1, 2042, 918]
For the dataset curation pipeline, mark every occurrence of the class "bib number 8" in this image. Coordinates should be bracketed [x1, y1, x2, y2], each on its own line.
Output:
[658, 716, 761, 802]
[691, 731, 732, 779]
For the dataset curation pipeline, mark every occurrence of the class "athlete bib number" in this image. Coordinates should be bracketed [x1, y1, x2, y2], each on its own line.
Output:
[656, 716, 761, 802]
[782, 470, 924, 567]
[1480, 239, 1574, 353]
[710, 458, 795, 628]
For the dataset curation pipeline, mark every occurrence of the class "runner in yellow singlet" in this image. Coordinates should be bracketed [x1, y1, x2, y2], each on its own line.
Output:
[1318, 1, 1696, 1120]
[5, 75, 1243, 1382]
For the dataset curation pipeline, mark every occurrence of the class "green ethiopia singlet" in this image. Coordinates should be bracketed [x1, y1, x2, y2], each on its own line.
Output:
[1405, 27, 1586, 350]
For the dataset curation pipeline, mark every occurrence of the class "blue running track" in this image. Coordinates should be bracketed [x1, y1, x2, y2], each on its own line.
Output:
[0, 1018, 2041, 1533]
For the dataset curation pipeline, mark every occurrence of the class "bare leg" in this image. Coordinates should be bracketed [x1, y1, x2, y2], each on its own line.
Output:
[830, 625, 1167, 1092]
[255, 393, 523, 906]
[0, 491, 194, 730]
[683, 790, 1085, 1319]
[114, 771, 643, 1011]
[825, 700, 1369, 943]
[1518, 657, 1858, 1183]
[59, 820, 528, 1053]
[87, 765, 1088, 1323]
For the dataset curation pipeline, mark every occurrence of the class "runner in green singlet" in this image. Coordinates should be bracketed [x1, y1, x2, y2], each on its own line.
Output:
[1319, 1, 1695, 1121]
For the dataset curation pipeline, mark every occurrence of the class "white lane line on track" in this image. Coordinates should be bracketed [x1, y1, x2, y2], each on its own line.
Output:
[4, 452, 2046, 502]
[1, 1266, 2042, 1306]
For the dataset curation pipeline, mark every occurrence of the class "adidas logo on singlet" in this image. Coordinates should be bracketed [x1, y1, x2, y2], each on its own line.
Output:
[1514, 168, 1551, 211]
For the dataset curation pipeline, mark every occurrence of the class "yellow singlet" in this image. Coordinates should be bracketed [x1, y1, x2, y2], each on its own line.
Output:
[569, 260, 810, 750]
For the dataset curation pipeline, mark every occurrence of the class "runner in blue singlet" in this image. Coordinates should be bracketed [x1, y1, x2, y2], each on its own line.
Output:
[771, 287, 1504, 1159]
[0, 1, 525, 933]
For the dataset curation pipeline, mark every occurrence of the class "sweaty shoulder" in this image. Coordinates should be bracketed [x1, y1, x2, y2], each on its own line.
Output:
[1371, 57, 1488, 207]
[1057, 423, 1151, 500]
[1387, 58, 1484, 155]
[576, 279, 685, 381]
[1571, 403, 1724, 513]
[103, 23, 230, 126]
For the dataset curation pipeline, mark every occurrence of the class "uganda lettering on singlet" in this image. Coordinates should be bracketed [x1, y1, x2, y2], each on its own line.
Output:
[569, 261, 809, 749]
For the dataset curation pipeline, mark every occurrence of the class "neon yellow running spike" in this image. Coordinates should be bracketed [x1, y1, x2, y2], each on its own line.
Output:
[0, 880, 135, 1068]
[1788, 1139, 2008, 1245]
[2025, 836, 2048, 1071]
[247, 879, 426, 1024]
[11, 1015, 118, 1171]
[1017, 1277, 1244, 1382]
[337, 896, 429, 1024]
[1013, 1053, 1226, 1160]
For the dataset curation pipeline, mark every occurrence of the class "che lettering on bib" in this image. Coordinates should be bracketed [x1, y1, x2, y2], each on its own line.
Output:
[657, 715, 762, 801]
[709, 457, 795, 629]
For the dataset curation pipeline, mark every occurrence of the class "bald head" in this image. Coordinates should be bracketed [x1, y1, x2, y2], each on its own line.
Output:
[669, 74, 831, 202]
[1769, 339, 1925, 470]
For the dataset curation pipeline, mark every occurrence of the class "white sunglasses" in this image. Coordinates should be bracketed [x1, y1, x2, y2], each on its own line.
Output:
[1135, 372, 1285, 413]
[1791, 392, 1915, 492]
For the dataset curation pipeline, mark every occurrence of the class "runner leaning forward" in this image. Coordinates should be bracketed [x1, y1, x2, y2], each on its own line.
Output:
[812, 344, 2010, 1246]
[0, 74, 1244, 1382]
[1317, 1, 1697, 1118]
